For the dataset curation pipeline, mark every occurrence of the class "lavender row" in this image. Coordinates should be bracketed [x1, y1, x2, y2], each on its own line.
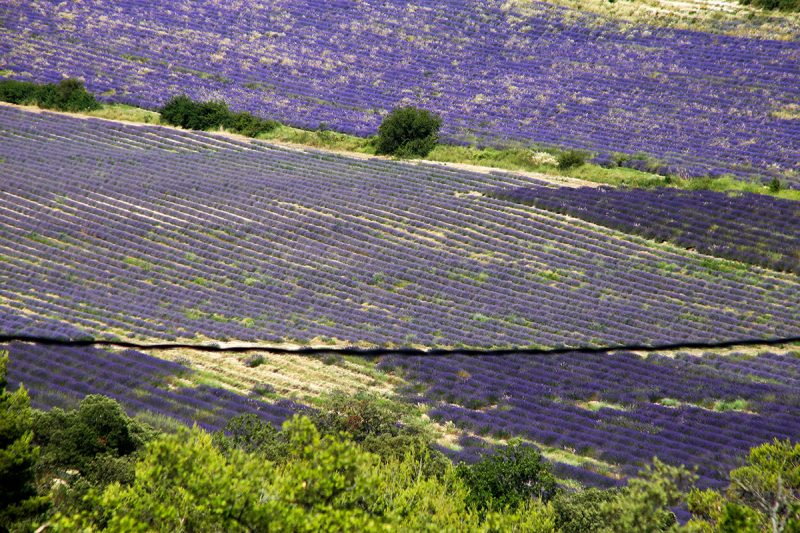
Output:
[380, 349, 800, 488]
[2, 342, 299, 432]
[493, 185, 800, 274]
[1, 0, 798, 184]
[3, 108, 799, 348]
[435, 434, 624, 490]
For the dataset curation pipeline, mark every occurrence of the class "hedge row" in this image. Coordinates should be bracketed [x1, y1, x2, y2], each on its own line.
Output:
[0, 79, 100, 112]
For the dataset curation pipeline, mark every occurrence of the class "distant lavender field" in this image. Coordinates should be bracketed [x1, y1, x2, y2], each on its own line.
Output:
[382, 348, 800, 488]
[2, 107, 799, 349]
[3, 342, 299, 432]
[493, 186, 800, 274]
[1, 0, 798, 184]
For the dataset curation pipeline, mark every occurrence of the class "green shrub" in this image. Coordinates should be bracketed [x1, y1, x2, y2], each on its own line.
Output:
[375, 106, 442, 158]
[557, 149, 587, 169]
[159, 94, 195, 128]
[309, 390, 409, 442]
[160, 95, 229, 131]
[35, 79, 100, 112]
[0, 79, 40, 104]
[160, 95, 277, 136]
[769, 177, 783, 193]
[739, 0, 799, 10]
[212, 413, 286, 460]
[553, 488, 619, 533]
[456, 442, 557, 511]
[223, 111, 278, 137]
[33, 395, 151, 482]
[0, 78, 99, 112]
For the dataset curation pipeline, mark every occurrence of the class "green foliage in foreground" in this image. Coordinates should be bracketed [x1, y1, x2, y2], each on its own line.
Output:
[375, 106, 442, 158]
[0, 79, 100, 113]
[2, 348, 799, 531]
[456, 442, 558, 511]
[159, 94, 279, 137]
[0, 353, 47, 527]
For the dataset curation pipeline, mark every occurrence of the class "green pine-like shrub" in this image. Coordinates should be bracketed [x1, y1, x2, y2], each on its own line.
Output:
[375, 106, 442, 158]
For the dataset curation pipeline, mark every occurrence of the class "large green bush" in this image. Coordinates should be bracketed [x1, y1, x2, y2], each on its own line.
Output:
[375, 106, 442, 158]
[0, 79, 39, 105]
[0, 78, 100, 112]
[160, 95, 229, 131]
[160, 95, 278, 136]
[456, 442, 557, 511]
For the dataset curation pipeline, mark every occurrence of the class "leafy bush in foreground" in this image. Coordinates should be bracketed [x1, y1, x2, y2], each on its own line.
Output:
[375, 106, 442, 158]
[0, 351, 47, 527]
[456, 442, 558, 511]
[0, 78, 100, 112]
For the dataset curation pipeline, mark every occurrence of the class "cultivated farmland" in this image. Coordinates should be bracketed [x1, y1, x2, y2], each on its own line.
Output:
[492, 185, 800, 273]
[2, 0, 800, 527]
[2, 107, 799, 349]
[1, 0, 799, 183]
[382, 347, 800, 489]
[5, 338, 800, 490]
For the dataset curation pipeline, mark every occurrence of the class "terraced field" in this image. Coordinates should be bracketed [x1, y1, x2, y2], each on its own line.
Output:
[2, 106, 799, 349]
[2, 0, 800, 526]
[492, 185, 800, 273]
[6, 338, 799, 489]
[2, 0, 798, 183]
[382, 347, 800, 488]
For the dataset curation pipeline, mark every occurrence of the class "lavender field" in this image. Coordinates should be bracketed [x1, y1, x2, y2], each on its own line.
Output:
[2, 106, 799, 349]
[2, 342, 300, 432]
[493, 185, 800, 274]
[6, 338, 799, 490]
[3, 0, 800, 525]
[381, 347, 800, 488]
[1, 0, 799, 184]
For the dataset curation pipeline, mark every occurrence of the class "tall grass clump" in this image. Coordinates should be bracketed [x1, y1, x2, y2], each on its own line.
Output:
[557, 149, 587, 169]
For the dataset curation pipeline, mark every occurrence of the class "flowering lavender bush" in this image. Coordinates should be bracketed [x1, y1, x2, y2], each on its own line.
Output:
[493, 185, 800, 274]
[381, 348, 800, 488]
[0, 0, 798, 185]
[1, 107, 798, 348]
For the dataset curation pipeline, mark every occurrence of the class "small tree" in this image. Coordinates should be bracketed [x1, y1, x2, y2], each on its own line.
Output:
[727, 439, 800, 533]
[599, 458, 696, 533]
[160, 95, 230, 131]
[0, 351, 48, 526]
[42, 79, 100, 112]
[456, 442, 557, 511]
[375, 106, 441, 158]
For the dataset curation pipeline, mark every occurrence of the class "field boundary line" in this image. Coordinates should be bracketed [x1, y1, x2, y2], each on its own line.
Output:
[1, 334, 798, 356]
